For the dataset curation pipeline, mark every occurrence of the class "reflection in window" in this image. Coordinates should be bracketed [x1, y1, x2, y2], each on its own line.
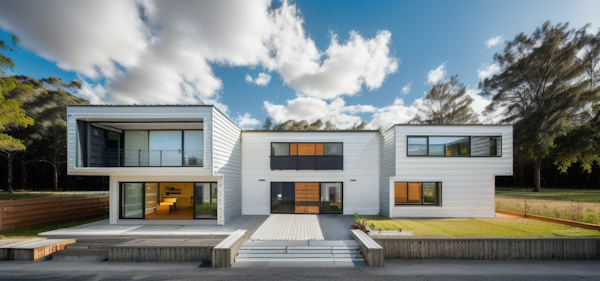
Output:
[429, 137, 469, 156]
[121, 183, 144, 218]
[394, 182, 441, 206]
[271, 143, 290, 156]
[320, 183, 342, 214]
[471, 136, 502, 156]
[407, 137, 428, 155]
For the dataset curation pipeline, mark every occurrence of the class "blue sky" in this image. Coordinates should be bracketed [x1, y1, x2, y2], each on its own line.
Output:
[0, 0, 599, 129]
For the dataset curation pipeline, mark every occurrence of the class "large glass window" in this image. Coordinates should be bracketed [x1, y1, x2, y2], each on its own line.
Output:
[271, 143, 290, 156]
[320, 183, 343, 214]
[408, 136, 502, 157]
[271, 182, 295, 213]
[121, 183, 144, 218]
[471, 136, 502, 156]
[407, 137, 428, 156]
[323, 143, 343, 155]
[184, 131, 203, 166]
[394, 182, 441, 206]
[149, 131, 182, 166]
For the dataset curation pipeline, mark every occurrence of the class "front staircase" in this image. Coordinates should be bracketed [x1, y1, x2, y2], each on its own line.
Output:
[235, 240, 364, 265]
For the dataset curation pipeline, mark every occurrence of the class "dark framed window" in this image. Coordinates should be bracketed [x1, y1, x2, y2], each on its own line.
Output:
[470, 136, 502, 157]
[407, 136, 501, 157]
[270, 142, 343, 170]
[394, 182, 441, 206]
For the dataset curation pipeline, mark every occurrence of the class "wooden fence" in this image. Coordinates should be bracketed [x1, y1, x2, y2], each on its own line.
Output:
[374, 238, 600, 260]
[0, 195, 109, 231]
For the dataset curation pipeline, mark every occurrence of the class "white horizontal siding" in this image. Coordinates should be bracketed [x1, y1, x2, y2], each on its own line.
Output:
[380, 128, 395, 217]
[390, 125, 513, 218]
[212, 108, 242, 225]
[241, 132, 380, 216]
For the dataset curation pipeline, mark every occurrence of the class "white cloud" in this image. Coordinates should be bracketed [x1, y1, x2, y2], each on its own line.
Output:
[0, 0, 399, 112]
[367, 98, 422, 129]
[477, 62, 501, 80]
[245, 72, 271, 86]
[76, 79, 107, 104]
[484, 36, 504, 48]
[401, 81, 412, 95]
[264, 97, 375, 129]
[236, 112, 262, 129]
[426, 63, 447, 85]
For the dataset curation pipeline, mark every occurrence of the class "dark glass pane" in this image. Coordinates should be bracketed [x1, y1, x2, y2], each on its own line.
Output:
[271, 182, 295, 213]
[320, 183, 342, 214]
[408, 137, 427, 155]
[422, 182, 438, 205]
[315, 156, 343, 170]
[471, 136, 502, 156]
[297, 156, 316, 170]
[429, 137, 469, 156]
[270, 156, 298, 170]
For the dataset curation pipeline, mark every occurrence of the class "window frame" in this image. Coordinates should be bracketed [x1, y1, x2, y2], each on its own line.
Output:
[394, 182, 442, 206]
[406, 136, 502, 157]
[270, 142, 344, 156]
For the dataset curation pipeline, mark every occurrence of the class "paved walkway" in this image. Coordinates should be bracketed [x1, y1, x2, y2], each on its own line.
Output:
[250, 214, 354, 241]
[39, 215, 269, 238]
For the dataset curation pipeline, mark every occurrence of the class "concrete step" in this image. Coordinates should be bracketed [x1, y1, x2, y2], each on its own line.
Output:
[238, 249, 287, 254]
[235, 257, 335, 262]
[237, 253, 334, 258]
[51, 249, 108, 261]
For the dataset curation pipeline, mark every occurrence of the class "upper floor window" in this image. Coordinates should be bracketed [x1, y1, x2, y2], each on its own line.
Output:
[270, 142, 343, 170]
[407, 136, 501, 157]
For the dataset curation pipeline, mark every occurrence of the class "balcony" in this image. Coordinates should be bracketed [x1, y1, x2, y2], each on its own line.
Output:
[90, 149, 203, 167]
[270, 156, 343, 170]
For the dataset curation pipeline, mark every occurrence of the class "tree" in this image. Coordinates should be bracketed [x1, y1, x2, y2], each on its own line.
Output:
[0, 80, 34, 193]
[273, 119, 323, 131]
[411, 75, 479, 124]
[481, 22, 600, 192]
[262, 117, 273, 130]
[0, 35, 19, 77]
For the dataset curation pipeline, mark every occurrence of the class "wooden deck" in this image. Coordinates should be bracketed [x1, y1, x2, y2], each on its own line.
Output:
[250, 214, 354, 241]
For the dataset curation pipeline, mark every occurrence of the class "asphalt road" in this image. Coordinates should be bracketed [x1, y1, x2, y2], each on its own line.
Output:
[0, 259, 599, 280]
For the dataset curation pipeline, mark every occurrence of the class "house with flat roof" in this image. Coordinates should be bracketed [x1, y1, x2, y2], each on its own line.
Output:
[66, 105, 513, 226]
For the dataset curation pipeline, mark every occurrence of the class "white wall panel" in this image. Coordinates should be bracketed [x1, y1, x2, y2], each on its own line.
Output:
[212, 108, 242, 225]
[389, 125, 513, 218]
[241, 132, 380, 215]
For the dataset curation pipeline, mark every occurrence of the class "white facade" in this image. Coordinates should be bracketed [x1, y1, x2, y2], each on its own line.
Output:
[382, 125, 513, 218]
[67, 105, 513, 224]
[241, 131, 381, 216]
[66, 105, 241, 225]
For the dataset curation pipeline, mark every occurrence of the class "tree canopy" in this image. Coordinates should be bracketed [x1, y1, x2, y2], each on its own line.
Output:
[411, 75, 479, 124]
[481, 21, 600, 192]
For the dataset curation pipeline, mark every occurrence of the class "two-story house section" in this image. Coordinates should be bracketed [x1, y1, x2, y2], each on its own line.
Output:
[380, 125, 513, 218]
[241, 131, 381, 216]
[66, 105, 242, 225]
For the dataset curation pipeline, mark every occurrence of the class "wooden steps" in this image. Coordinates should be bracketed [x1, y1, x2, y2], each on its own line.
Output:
[0, 238, 76, 261]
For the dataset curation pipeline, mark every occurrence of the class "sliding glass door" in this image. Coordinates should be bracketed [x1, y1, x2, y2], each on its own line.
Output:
[194, 183, 218, 219]
[149, 131, 182, 166]
[121, 183, 144, 219]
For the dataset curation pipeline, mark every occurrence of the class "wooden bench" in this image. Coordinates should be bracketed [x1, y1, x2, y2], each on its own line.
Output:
[0, 238, 76, 261]
[351, 229, 384, 267]
[212, 230, 248, 268]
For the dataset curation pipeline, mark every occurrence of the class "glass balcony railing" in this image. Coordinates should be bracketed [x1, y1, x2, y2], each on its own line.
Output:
[90, 149, 203, 167]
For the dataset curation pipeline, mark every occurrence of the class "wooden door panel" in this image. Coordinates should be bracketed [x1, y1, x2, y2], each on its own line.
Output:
[298, 143, 316, 155]
[315, 143, 324, 155]
[290, 143, 298, 155]
[306, 206, 319, 214]
[294, 182, 320, 214]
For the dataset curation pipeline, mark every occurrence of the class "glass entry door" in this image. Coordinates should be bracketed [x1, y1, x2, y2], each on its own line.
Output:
[194, 183, 217, 219]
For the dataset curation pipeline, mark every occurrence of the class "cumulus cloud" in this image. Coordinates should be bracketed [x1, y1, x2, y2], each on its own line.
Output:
[245, 72, 272, 86]
[477, 62, 501, 80]
[264, 97, 375, 129]
[0, 0, 399, 111]
[76, 79, 108, 104]
[236, 112, 262, 129]
[401, 81, 412, 95]
[426, 63, 447, 85]
[367, 98, 422, 129]
[484, 36, 504, 48]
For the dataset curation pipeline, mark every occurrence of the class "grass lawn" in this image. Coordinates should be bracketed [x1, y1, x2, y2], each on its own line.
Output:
[0, 214, 109, 238]
[363, 214, 600, 238]
[496, 187, 600, 203]
[495, 188, 600, 224]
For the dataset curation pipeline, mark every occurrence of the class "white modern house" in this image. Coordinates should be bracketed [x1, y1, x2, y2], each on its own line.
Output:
[67, 105, 513, 226]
